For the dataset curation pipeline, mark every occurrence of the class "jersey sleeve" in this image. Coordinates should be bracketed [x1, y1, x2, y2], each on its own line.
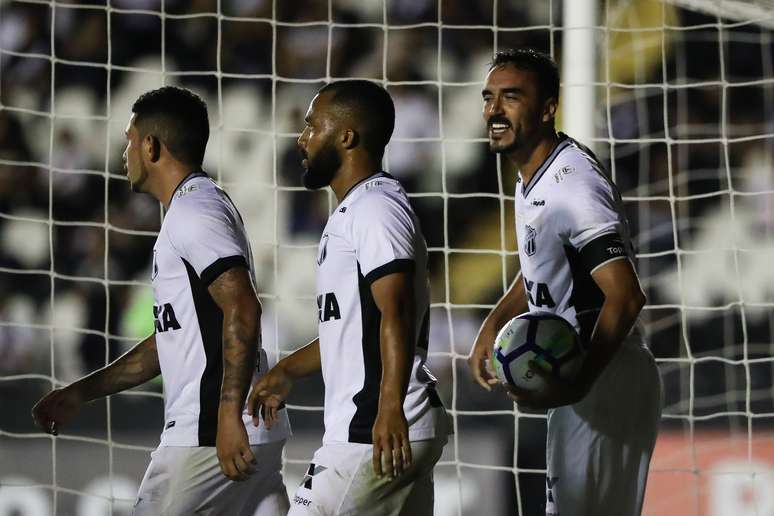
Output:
[350, 194, 416, 284]
[558, 172, 629, 273]
[169, 200, 249, 285]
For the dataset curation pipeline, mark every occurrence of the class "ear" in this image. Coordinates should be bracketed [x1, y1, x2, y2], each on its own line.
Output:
[341, 128, 359, 150]
[144, 134, 161, 163]
[542, 97, 558, 123]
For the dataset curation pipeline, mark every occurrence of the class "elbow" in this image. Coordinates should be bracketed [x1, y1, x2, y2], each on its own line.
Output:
[630, 289, 646, 315]
[226, 296, 262, 335]
[607, 288, 645, 319]
[243, 292, 262, 321]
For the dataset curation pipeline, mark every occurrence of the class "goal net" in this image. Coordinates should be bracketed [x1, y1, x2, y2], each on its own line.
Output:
[0, 0, 772, 515]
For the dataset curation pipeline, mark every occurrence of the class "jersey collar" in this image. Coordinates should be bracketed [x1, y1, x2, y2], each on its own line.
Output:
[169, 169, 208, 207]
[521, 132, 570, 198]
[339, 171, 392, 204]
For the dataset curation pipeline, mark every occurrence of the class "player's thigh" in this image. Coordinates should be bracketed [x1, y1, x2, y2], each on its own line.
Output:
[342, 437, 445, 516]
[133, 446, 220, 516]
[397, 455, 438, 516]
[170, 442, 289, 516]
[546, 345, 662, 516]
[160, 446, 230, 515]
[287, 443, 365, 516]
[572, 340, 661, 445]
[288, 437, 444, 516]
[238, 441, 290, 516]
[133, 447, 169, 516]
[134, 444, 283, 516]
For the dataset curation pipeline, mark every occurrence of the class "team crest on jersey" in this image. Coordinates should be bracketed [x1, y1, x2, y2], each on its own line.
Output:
[317, 234, 329, 265]
[524, 225, 537, 256]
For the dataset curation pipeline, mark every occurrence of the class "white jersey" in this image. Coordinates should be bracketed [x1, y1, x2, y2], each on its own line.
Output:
[515, 133, 635, 343]
[316, 172, 447, 444]
[151, 172, 290, 447]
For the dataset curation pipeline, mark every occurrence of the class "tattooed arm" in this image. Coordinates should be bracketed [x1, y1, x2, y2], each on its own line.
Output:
[208, 266, 261, 481]
[32, 334, 160, 435]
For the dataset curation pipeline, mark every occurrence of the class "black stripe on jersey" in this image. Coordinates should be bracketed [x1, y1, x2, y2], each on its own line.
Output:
[364, 258, 415, 285]
[579, 232, 628, 273]
[200, 255, 249, 286]
[522, 134, 571, 198]
[182, 258, 224, 447]
[563, 245, 605, 345]
[349, 263, 383, 444]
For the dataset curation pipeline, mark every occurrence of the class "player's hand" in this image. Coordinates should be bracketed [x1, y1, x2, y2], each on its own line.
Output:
[504, 361, 586, 410]
[246, 365, 292, 429]
[31, 386, 84, 435]
[468, 329, 498, 391]
[372, 405, 412, 480]
[216, 415, 256, 481]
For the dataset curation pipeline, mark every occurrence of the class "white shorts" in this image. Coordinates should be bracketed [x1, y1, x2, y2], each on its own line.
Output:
[133, 440, 289, 516]
[288, 434, 447, 516]
[545, 338, 662, 516]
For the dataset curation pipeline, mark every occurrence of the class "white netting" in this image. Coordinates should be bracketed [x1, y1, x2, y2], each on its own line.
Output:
[0, 0, 773, 515]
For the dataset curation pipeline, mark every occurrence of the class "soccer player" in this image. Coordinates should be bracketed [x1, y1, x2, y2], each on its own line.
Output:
[467, 49, 662, 516]
[247, 80, 450, 516]
[31, 86, 291, 516]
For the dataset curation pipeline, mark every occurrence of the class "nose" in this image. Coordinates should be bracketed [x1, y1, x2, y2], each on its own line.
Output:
[486, 96, 503, 118]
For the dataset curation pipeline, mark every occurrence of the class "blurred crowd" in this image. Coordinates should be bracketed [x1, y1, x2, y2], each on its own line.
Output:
[1, 0, 773, 426]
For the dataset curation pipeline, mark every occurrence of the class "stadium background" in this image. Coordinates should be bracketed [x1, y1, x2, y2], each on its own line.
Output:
[1, 0, 773, 514]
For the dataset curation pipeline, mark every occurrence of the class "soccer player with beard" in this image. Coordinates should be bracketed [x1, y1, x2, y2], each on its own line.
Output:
[467, 49, 662, 516]
[247, 80, 450, 516]
[32, 86, 290, 515]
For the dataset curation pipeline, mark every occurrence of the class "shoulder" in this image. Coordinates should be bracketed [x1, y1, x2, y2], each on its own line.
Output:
[550, 144, 613, 202]
[167, 181, 240, 243]
[171, 180, 231, 219]
[349, 179, 411, 220]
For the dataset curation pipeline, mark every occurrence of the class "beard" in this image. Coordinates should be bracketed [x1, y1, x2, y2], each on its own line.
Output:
[489, 138, 519, 154]
[488, 117, 522, 154]
[301, 141, 341, 190]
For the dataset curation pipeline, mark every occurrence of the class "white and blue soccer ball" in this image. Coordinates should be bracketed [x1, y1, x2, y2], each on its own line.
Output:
[491, 312, 584, 392]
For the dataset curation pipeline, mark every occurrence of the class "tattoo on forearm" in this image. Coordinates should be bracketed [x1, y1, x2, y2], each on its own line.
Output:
[220, 327, 255, 405]
[85, 335, 159, 398]
[209, 268, 260, 408]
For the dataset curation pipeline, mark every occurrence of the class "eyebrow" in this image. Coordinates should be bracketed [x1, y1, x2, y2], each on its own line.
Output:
[481, 86, 525, 97]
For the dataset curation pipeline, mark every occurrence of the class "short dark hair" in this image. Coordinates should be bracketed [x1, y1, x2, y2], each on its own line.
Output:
[131, 86, 209, 167]
[490, 48, 560, 104]
[318, 80, 395, 158]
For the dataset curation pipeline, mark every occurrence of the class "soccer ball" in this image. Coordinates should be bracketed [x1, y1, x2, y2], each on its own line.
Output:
[491, 312, 584, 392]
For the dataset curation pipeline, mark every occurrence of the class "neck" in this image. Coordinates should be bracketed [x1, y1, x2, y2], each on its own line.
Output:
[153, 161, 200, 209]
[329, 152, 382, 203]
[507, 130, 559, 186]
